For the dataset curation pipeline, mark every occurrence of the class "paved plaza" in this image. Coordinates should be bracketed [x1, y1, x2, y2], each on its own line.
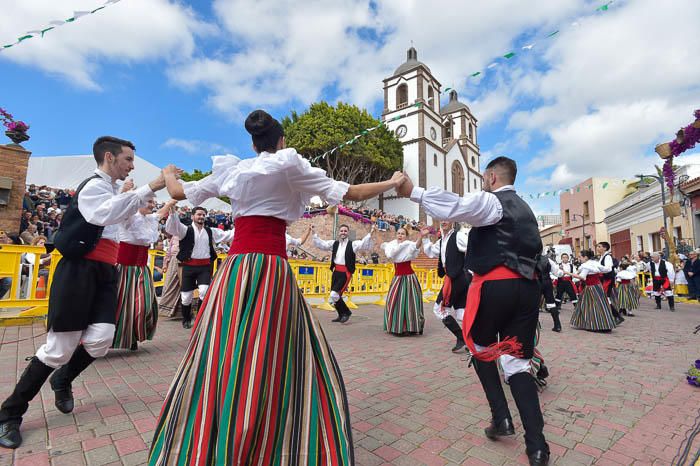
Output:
[0, 297, 698, 465]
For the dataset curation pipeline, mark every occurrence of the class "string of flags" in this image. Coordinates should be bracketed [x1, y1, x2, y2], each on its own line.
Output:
[441, 0, 617, 93]
[519, 176, 648, 201]
[309, 101, 424, 164]
[0, 0, 121, 52]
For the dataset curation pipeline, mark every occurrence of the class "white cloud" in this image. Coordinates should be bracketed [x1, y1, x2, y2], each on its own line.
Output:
[162, 138, 230, 155]
[0, 0, 210, 89]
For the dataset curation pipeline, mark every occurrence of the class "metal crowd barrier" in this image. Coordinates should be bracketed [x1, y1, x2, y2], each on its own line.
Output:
[0, 246, 444, 325]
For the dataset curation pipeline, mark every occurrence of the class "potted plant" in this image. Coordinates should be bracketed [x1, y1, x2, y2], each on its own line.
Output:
[0, 107, 30, 145]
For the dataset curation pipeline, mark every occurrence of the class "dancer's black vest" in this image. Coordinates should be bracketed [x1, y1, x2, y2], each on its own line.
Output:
[177, 225, 216, 263]
[650, 260, 668, 279]
[600, 252, 616, 282]
[437, 231, 465, 279]
[331, 240, 356, 274]
[466, 190, 542, 279]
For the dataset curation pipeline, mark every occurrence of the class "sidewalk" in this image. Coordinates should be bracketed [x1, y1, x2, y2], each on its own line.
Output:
[0, 296, 698, 465]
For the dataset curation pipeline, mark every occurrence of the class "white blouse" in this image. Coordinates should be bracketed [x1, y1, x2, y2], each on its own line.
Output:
[410, 185, 515, 226]
[119, 213, 160, 247]
[577, 260, 606, 279]
[182, 149, 350, 223]
[616, 269, 637, 281]
[381, 240, 420, 263]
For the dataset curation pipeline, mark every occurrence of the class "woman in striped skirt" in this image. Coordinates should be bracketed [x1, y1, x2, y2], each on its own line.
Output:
[565, 249, 617, 332]
[112, 199, 172, 350]
[381, 227, 425, 336]
[616, 262, 639, 316]
[149, 109, 403, 466]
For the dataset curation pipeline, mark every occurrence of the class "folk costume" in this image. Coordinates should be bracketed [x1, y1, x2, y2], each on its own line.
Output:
[149, 148, 355, 465]
[158, 236, 182, 317]
[409, 184, 549, 463]
[570, 260, 617, 331]
[537, 257, 561, 332]
[381, 239, 424, 336]
[422, 227, 470, 352]
[0, 169, 156, 449]
[112, 211, 161, 350]
[165, 214, 234, 328]
[555, 261, 578, 309]
[599, 251, 623, 324]
[313, 231, 373, 323]
[616, 266, 639, 316]
[650, 258, 675, 311]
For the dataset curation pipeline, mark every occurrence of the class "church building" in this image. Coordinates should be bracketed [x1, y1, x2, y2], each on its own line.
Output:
[375, 47, 482, 224]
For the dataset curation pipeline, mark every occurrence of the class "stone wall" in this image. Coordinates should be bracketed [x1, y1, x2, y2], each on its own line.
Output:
[0, 144, 30, 235]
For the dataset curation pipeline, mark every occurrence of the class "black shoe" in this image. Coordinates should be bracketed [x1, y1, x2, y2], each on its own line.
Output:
[655, 305, 662, 310]
[130, 341, 138, 351]
[331, 316, 342, 322]
[50, 384, 74, 414]
[182, 319, 193, 329]
[339, 312, 351, 323]
[451, 339, 466, 352]
[50, 347, 95, 415]
[484, 417, 515, 440]
[552, 326, 561, 333]
[615, 316, 625, 325]
[528, 449, 550, 466]
[0, 421, 21, 449]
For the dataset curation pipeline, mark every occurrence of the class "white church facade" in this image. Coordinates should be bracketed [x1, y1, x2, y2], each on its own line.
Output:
[373, 47, 482, 224]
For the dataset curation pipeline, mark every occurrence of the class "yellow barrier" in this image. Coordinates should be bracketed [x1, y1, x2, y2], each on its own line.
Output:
[0, 245, 448, 322]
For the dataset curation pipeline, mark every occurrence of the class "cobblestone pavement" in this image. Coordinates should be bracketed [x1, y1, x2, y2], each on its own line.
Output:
[0, 296, 698, 465]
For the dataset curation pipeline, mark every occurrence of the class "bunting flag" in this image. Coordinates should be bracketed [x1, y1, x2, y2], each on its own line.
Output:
[0, 0, 121, 51]
[462, 1, 616, 83]
[518, 175, 662, 201]
[309, 101, 424, 164]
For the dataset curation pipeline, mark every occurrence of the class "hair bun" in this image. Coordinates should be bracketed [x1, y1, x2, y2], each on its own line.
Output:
[245, 110, 275, 136]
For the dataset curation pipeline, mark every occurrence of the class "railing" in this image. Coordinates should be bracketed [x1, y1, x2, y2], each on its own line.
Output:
[0, 245, 445, 323]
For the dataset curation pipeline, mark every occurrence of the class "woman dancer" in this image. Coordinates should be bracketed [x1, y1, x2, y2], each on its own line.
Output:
[616, 262, 639, 316]
[112, 199, 173, 350]
[149, 109, 403, 465]
[566, 249, 617, 332]
[381, 227, 425, 336]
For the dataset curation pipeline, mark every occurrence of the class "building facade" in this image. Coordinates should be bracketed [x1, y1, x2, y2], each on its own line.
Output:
[559, 177, 629, 255]
[540, 223, 563, 249]
[373, 47, 482, 223]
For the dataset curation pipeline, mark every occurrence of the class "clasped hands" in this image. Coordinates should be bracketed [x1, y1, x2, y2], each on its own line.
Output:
[389, 171, 415, 198]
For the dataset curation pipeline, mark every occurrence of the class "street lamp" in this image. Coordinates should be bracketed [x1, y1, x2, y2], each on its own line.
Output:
[636, 174, 669, 249]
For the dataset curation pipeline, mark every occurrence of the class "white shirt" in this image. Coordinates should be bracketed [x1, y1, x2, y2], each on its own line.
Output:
[313, 233, 373, 265]
[381, 240, 420, 263]
[559, 262, 575, 274]
[165, 215, 235, 259]
[78, 169, 155, 242]
[549, 258, 562, 279]
[651, 260, 675, 283]
[598, 253, 615, 274]
[577, 260, 607, 279]
[616, 269, 637, 281]
[286, 233, 302, 248]
[422, 229, 469, 265]
[118, 212, 160, 247]
[410, 185, 514, 226]
[182, 149, 350, 224]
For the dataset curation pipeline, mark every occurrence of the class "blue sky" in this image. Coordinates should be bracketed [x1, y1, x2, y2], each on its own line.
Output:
[1, 0, 698, 216]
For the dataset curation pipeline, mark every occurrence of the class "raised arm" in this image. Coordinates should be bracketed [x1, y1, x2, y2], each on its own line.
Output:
[211, 227, 235, 245]
[352, 225, 376, 252]
[164, 207, 188, 240]
[78, 180, 157, 227]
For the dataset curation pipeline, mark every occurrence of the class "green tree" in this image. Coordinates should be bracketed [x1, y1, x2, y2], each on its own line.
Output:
[180, 169, 210, 182]
[281, 101, 403, 185]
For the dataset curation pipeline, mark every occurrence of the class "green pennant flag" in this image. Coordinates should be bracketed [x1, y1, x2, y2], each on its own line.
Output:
[65, 17, 76, 22]
[588, 184, 593, 189]
[470, 71, 481, 77]
[3, 44, 14, 49]
[444, 87, 452, 93]
[415, 101, 423, 108]
[361, 130, 368, 135]
[17, 35, 33, 42]
[547, 30, 559, 38]
[40, 27, 54, 37]
[339, 143, 345, 148]
[529, 194, 534, 199]
[503, 52, 516, 59]
[596, 3, 611, 11]
[602, 182, 609, 188]
[91, 6, 106, 13]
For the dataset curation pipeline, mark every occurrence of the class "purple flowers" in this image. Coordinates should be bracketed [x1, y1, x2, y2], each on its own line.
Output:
[0, 106, 30, 133]
[688, 359, 700, 387]
[688, 376, 700, 387]
[667, 109, 700, 157]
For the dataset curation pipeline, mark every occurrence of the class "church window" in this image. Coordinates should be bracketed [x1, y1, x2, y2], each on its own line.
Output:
[433, 153, 438, 166]
[469, 123, 474, 140]
[396, 84, 408, 109]
[471, 156, 475, 167]
[428, 86, 435, 109]
[445, 118, 452, 139]
[473, 179, 477, 189]
[451, 161, 465, 196]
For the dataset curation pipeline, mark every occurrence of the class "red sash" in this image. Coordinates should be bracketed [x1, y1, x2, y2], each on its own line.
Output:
[229, 215, 286, 258]
[463, 265, 526, 362]
[619, 279, 631, 284]
[560, 275, 573, 282]
[183, 258, 210, 267]
[653, 276, 671, 290]
[601, 277, 614, 293]
[394, 261, 414, 276]
[334, 264, 352, 295]
[84, 239, 119, 265]
[585, 274, 601, 286]
[117, 243, 149, 267]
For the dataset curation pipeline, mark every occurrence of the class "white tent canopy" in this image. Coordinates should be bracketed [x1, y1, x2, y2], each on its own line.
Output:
[26, 155, 231, 212]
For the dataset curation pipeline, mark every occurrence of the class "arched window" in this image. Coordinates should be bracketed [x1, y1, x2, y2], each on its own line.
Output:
[473, 179, 477, 190]
[396, 84, 408, 109]
[471, 156, 476, 167]
[469, 123, 474, 141]
[445, 118, 452, 139]
[451, 161, 465, 196]
[428, 86, 435, 109]
[433, 153, 438, 166]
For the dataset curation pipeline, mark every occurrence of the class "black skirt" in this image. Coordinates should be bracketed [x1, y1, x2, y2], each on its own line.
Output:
[47, 257, 118, 332]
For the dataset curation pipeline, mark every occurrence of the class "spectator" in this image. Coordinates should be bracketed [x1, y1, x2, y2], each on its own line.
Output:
[371, 251, 379, 264]
[19, 224, 38, 245]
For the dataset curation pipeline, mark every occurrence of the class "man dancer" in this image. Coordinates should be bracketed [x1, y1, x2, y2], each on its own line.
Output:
[0, 136, 167, 449]
[597, 242, 624, 325]
[421, 222, 470, 352]
[313, 223, 375, 323]
[650, 252, 675, 311]
[537, 252, 562, 332]
[555, 253, 578, 312]
[165, 206, 234, 328]
[398, 156, 549, 465]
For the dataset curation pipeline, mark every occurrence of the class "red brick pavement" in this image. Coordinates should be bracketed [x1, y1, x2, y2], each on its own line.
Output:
[0, 296, 698, 465]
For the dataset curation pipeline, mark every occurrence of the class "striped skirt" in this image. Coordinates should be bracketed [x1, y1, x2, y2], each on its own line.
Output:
[112, 265, 158, 349]
[617, 282, 640, 310]
[570, 283, 616, 331]
[149, 253, 354, 466]
[384, 273, 424, 336]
